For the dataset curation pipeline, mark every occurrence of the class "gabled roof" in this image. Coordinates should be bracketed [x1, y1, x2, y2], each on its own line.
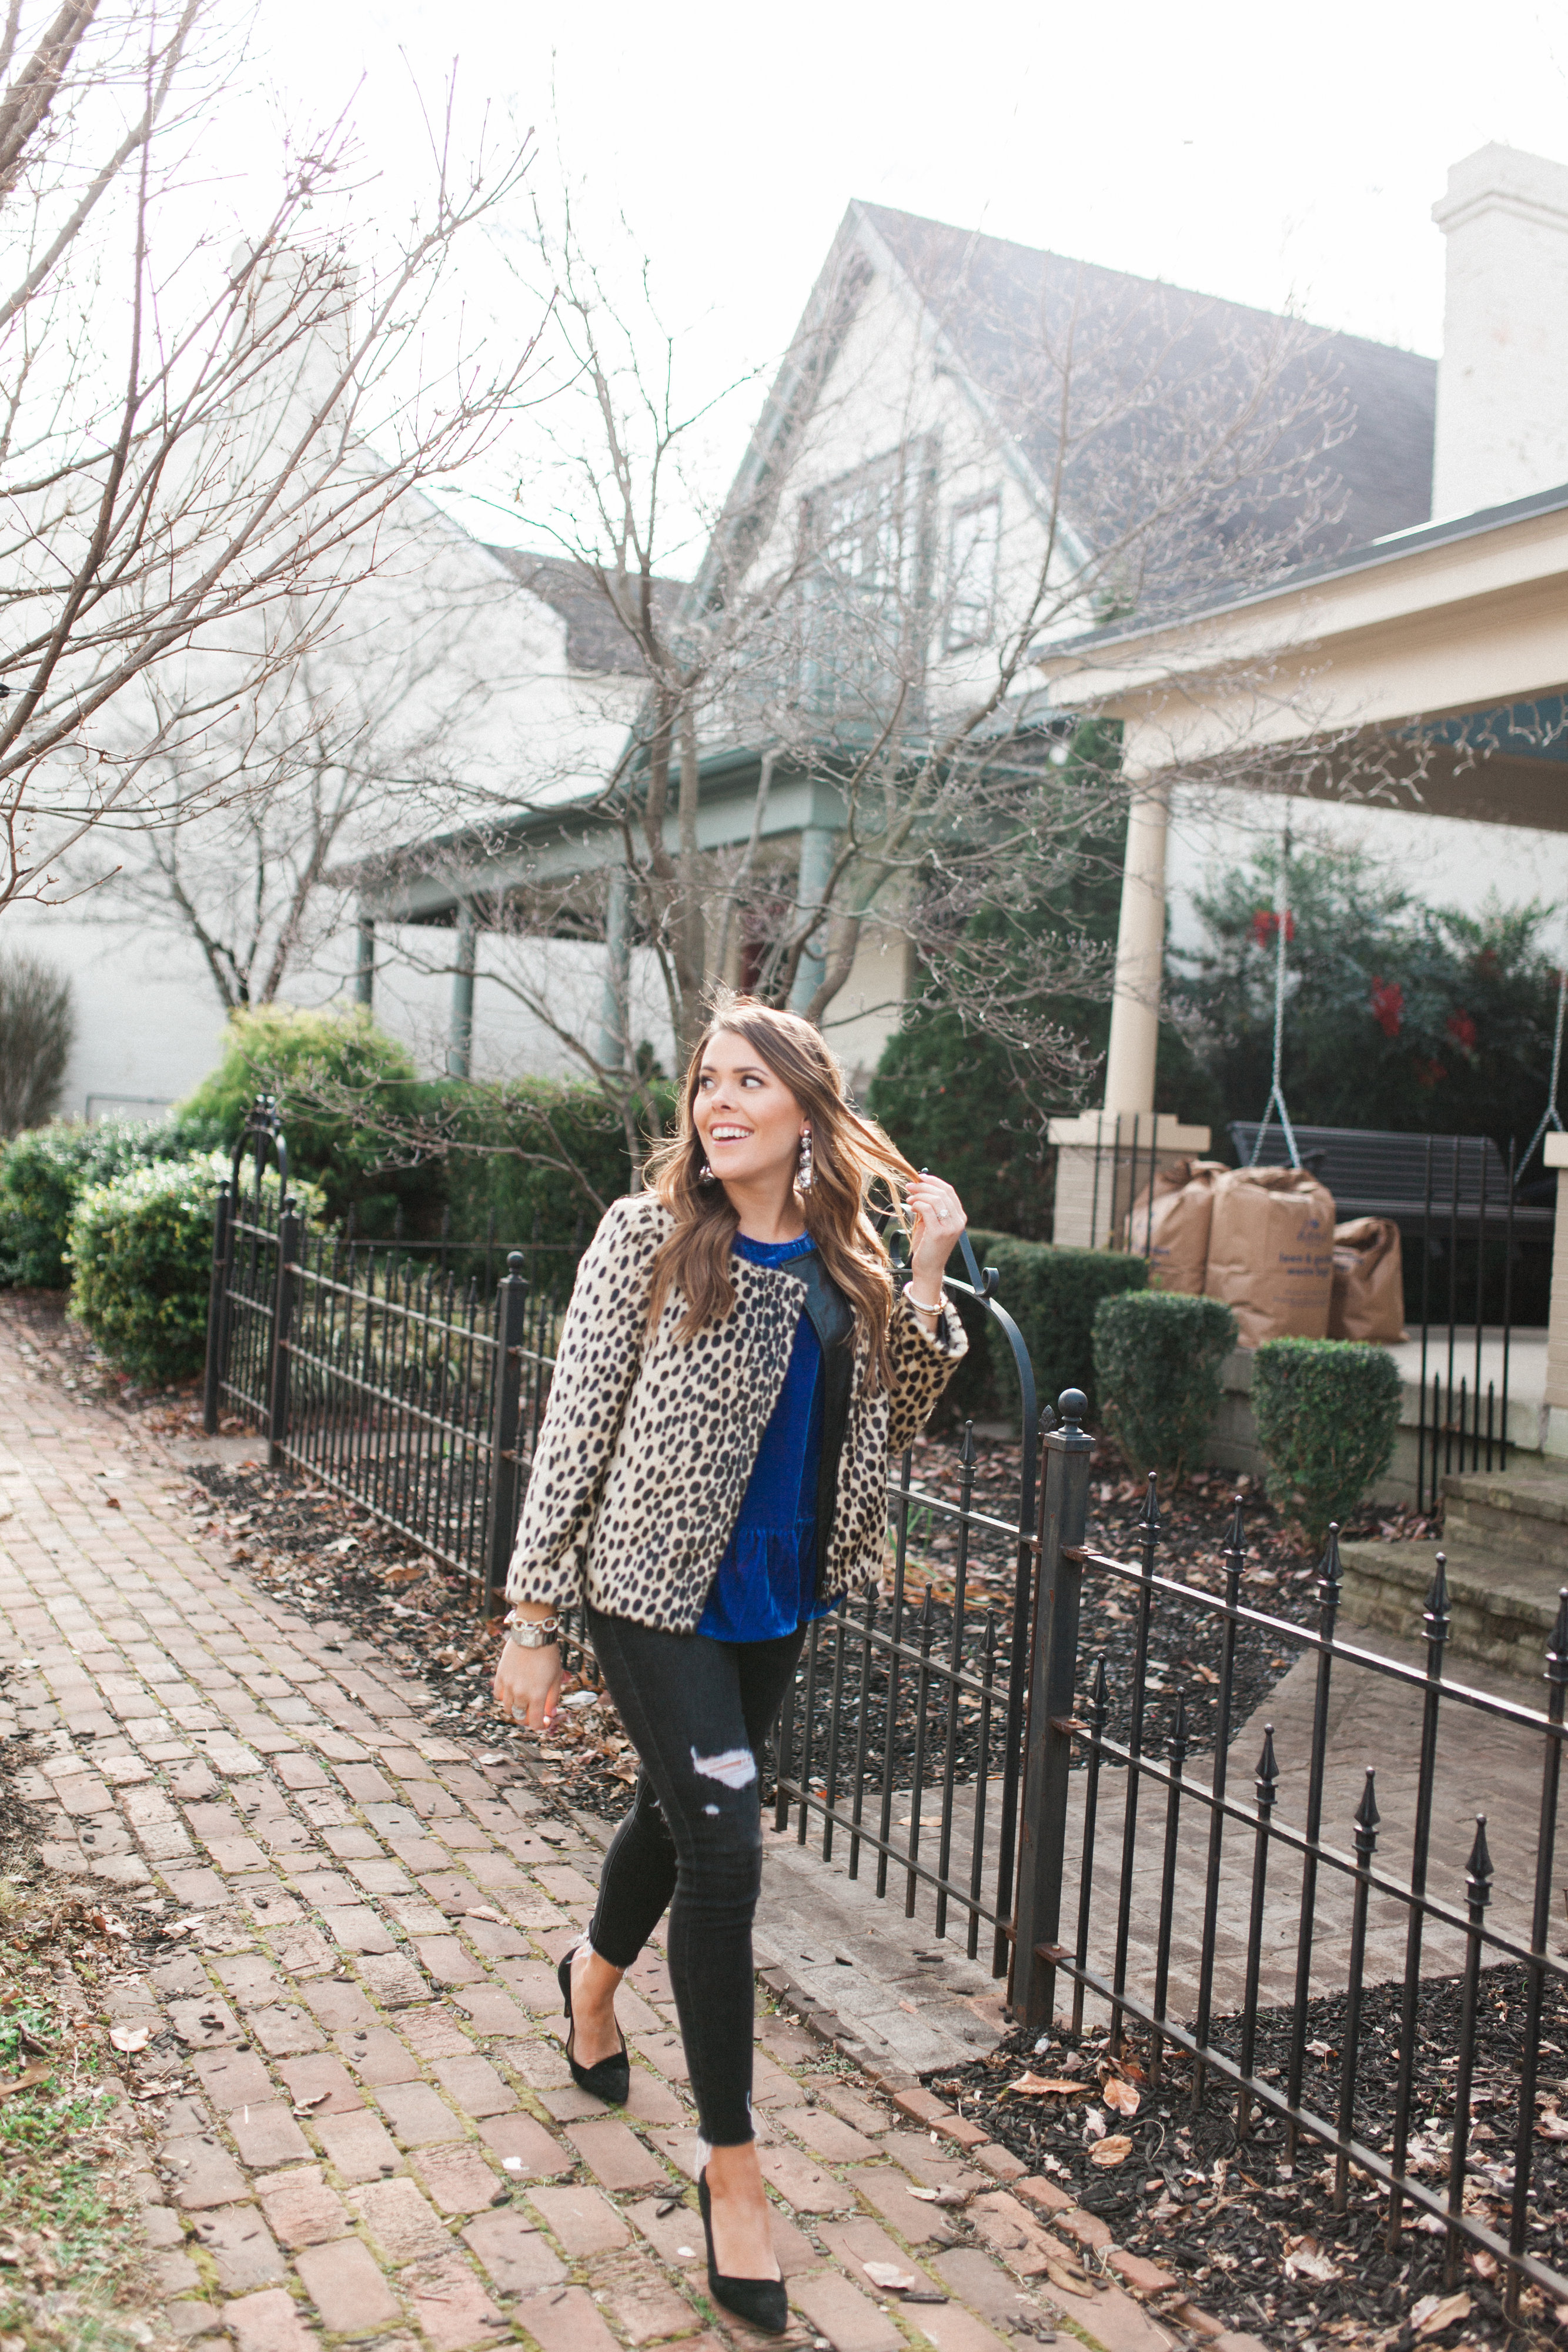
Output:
[856, 205, 1436, 562]
[484, 549, 685, 676]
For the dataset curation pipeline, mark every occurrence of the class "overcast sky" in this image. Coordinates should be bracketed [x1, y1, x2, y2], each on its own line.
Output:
[245, 0, 1568, 555]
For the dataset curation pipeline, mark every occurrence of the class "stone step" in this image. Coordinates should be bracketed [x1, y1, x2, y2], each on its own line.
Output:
[1440, 1458, 1568, 1573]
[1338, 1536, 1567, 1681]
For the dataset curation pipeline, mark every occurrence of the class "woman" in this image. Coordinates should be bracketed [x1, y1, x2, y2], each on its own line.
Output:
[493, 998, 967, 2332]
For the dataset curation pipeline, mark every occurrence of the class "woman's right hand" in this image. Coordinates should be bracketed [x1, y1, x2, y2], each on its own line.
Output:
[493, 1635, 563, 1731]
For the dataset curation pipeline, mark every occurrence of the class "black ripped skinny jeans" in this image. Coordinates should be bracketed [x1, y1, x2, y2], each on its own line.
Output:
[584, 1605, 806, 2147]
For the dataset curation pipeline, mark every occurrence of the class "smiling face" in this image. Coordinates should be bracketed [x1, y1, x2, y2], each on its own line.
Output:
[692, 1030, 807, 1195]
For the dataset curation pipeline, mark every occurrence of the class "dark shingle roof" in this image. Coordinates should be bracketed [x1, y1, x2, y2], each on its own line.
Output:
[855, 203, 1436, 570]
[485, 549, 686, 677]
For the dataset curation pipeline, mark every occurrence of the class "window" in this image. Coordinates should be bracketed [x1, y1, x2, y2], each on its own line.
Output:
[799, 447, 923, 718]
[945, 495, 1000, 651]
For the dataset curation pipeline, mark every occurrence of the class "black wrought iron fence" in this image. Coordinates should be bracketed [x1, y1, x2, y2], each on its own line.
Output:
[1012, 1389, 1567, 2321]
[203, 1099, 579, 1605]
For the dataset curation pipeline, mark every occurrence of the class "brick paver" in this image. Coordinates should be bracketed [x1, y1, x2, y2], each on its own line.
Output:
[0, 1320, 1212, 2351]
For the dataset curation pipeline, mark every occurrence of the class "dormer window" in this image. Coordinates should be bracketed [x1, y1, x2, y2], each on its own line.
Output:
[945, 494, 1000, 650]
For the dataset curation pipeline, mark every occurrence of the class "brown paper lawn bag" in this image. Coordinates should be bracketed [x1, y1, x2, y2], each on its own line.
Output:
[1126, 1159, 1228, 1296]
[1328, 1215, 1407, 1344]
[1204, 1165, 1337, 1349]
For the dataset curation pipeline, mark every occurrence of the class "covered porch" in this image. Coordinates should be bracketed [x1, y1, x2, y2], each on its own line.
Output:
[1039, 476, 1568, 1446]
[345, 746, 907, 1084]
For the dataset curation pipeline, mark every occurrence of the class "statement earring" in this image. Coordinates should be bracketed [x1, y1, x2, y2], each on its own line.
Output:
[698, 1160, 715, 1184]
[796, 1127, 814, 1191]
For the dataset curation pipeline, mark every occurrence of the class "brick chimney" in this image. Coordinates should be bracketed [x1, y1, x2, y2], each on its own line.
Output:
[1430, 142, 1568, 519]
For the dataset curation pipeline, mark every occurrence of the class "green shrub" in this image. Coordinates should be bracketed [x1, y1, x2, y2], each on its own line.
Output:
[1092, 1290, 1238, 1482]
[942, 1230, 1148, 1426]
[172, 1005, 434, 1232]
[439, 1077, 668, 1254]
[1251, 1337, 1404, 1548]
[68, 1154, 323, 1387]
[0, 1119, 190, 1289]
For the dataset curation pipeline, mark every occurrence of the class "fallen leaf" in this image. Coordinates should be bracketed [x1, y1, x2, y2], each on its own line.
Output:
[109, 2026, 152, 2054]
[91, 1911, 129, 1939]
[1089, 2133, 1134, 2167]
[464, 1906, 505, 1925]
[0, 2064, 51, 2099]
[1467, 2250, 1498, 2281]
[1412, 2290, 1471, 2337]
[1002, 2073, 1082, 2097]
[1103, 2077, 1141, 2117]
[1535, 2110, 1568, 2140]
[1081, 2107, 1106, 2143]
[1283, 2236, 1340, 2283]
[864, 2263, 917, 2291]
[907, 2186, 969, 2208]
[290, 2089, 330, 2114]
[1043, 2258, 1100, 2299]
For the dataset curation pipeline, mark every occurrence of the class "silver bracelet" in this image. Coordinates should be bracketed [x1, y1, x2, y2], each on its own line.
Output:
[505, 1614, 561, 1649]
[904, 1281, 944, 1319]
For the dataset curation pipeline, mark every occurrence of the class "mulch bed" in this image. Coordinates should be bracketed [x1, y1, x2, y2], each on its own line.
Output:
[169, 1434, 1415, 1830]
[929, 1966, 1568, 2351]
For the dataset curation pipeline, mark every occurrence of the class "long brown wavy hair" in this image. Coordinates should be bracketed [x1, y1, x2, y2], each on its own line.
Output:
[643, 998, 921, 1389]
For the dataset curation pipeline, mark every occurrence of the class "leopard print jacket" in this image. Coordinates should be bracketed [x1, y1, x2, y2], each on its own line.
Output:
[505, 1192, 967, 1633]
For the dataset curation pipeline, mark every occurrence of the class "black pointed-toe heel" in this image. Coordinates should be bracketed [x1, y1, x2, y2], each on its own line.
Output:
[697, 2167, 789, 2335]
[557, 1946, 631, 2106]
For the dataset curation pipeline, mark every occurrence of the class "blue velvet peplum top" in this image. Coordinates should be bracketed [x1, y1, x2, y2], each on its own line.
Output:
[696, 1230, 850, 1643]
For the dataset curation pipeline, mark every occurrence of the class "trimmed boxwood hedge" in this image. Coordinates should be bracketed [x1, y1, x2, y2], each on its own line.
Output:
[0, 1118, 191, 1289]
[1251, 1337, 1404, 1548]
[68, 1155, 322, 1387]
[942, 1229, 1148, 1426]
[1092, 1289, 1238, 1482]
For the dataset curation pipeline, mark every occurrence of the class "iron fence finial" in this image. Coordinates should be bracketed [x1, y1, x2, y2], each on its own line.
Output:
[1425, 1553, 1453, 1643]
[1256, 1723, 1279, 1801]
[1318, 1524, 1342, 1616]
[960, 1420, 976, 1468]
[1466, 1814, 1494, 1903]
[1225, 1492, 1246, 1559]
[1353, 1766, 1380, 1847]
[1057, 1388, 1088, 1431]
[1139, 1472, 1161, 1538]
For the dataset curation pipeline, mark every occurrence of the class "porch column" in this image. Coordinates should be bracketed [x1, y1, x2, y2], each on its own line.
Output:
[599, 866, 630, 1073]
[447, 904, 477, 1080]
[789, 825, 836, 1014]
[1102, 779, 1170, 1114]
[1048, 777, 1209, 1247]
[355, 915, 375, 1009]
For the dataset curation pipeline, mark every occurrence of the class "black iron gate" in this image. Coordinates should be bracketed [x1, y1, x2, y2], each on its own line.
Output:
[768, 1240, 1041, 1976]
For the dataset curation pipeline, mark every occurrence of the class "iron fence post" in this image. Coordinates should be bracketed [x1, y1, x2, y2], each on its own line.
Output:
[266, 1197, 301, 1471]
[483, 1254, 529, 1619]
[202, 1180, 232, 1436]
[1011, 1385, 1093, 2029]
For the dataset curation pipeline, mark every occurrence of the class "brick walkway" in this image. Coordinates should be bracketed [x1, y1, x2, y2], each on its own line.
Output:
[0, 1322, 1258, 2352]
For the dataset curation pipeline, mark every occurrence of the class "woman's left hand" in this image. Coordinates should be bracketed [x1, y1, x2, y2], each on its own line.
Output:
[907, 1173, 968, 1297]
